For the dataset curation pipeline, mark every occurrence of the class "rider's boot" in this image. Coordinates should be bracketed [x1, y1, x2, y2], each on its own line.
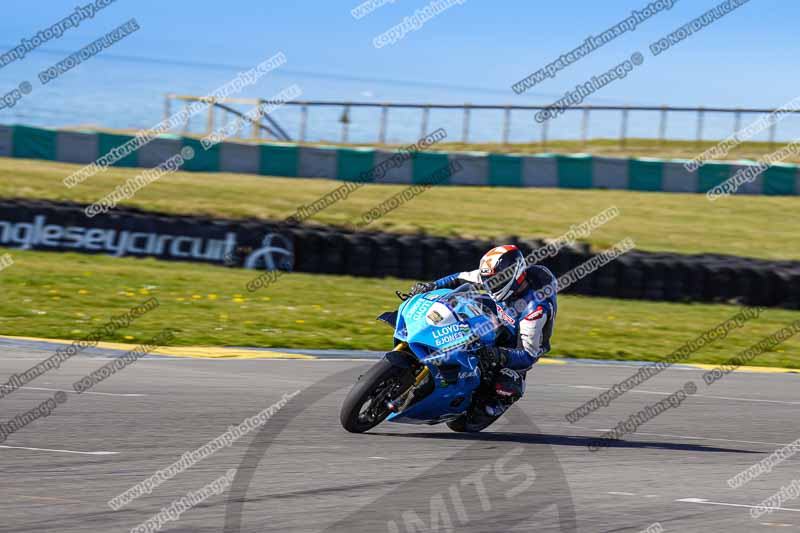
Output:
[484, 368, 524, 416]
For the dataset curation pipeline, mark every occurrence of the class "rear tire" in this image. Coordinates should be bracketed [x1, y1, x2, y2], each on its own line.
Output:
[340, 358, 411, 433]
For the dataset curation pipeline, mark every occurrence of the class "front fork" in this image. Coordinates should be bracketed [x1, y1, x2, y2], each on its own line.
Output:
[386, 342, 430, 413]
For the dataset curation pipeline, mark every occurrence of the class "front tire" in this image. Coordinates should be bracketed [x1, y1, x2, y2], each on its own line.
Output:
[340, 358, 411, 433]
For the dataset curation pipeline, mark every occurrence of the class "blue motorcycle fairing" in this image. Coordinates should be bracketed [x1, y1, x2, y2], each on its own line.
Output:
[385, 286, 503, 425]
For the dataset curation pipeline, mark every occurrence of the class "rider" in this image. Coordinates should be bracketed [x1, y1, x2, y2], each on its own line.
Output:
[407, 245, 558, 414]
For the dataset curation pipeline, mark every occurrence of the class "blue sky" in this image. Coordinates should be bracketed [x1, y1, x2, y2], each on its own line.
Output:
[0, 0, 796, 140]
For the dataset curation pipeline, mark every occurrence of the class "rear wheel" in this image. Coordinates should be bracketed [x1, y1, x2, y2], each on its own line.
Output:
[340, 358, 412, 433]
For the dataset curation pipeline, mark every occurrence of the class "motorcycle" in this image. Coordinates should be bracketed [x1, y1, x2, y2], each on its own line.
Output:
[340, 284, 524, 433]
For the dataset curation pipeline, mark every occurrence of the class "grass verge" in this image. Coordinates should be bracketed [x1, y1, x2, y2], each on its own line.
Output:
[2, 249, 799, 368]
[1, 157, 797, 261]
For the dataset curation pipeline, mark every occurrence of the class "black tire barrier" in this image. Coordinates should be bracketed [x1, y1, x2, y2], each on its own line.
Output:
[323, 231, 348, 276]
[452, 238, 481, 274]
[664, 261, 690, 303]
[593, 258, 621, 298]
[373, 234, 403, 279]
[396, 235, 425, 281]
[3, 198, 800, 309]
[291, 229, 325, 274]
[343, 234, 375, 278]
[785, 276, 800, 311]
[420, 237, 453, 281]
[642, 262, 666, 302]
[738, 267, 765, 307]
[686, 261, 708, 303]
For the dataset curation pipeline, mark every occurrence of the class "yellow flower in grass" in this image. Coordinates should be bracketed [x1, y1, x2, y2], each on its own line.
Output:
[51, 296, 61, 300]
[208, 294, 217, 300]
[138, 288, 150, 295]
[124, 335, 134, 340]
[78, 289, 89, 295]
[295, 320, 305, 324]
[48, 289, 58, 294]
[233, 297, 246, 303]
[191, 294, 202, 300]
[125, 292, 135, 297]
[176, 297, 185, 302]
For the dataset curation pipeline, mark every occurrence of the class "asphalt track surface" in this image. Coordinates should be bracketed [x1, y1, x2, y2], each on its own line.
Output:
[1, 339, 799, 532]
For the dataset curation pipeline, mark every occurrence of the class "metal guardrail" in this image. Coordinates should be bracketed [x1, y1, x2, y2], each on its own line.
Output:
[164, 93, 799, 148]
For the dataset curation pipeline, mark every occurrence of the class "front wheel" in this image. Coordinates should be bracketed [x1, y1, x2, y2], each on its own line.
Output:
[340, 358, 411, 433]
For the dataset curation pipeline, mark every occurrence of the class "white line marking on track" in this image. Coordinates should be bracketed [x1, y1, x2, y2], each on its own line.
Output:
[552, 384, 800, 405]
[11, 494, 90, 504]
[20, 386, 145, 397]
[689, 394, 800, 405]
[540, 423, 792, 448]
[608, 491, 636, 496]
[677, 497, 800, 514]
[616, 430, 790, 448]
[0, 445, 117, 455]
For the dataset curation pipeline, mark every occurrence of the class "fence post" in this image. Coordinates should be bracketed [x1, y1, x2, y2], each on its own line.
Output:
[462, 103, 471, 143]
[581, 108, 590, 147]
[733, 108, 742, 133]
[182, 104, 190, 134]
[696, 106, 705, 149]
[659, 106, 668, 146]
[299, 104, 308, 142]
[340, 104, 351, 144]
[620, 108, 629, 149]
[379, 105, 388, 144]
[206, 101, 215, 135]
[769, 121, 777, 149]
[252, 99, 262, 139]
[164, 94, 172, 126]
[502, 106, 511, 145]
[420, 106, 430, 139]
[541, 113, 549, 150]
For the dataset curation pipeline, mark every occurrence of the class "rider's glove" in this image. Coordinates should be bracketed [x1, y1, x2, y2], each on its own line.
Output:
[409, 282, 436, 296]
[477, 346, 508, 368]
